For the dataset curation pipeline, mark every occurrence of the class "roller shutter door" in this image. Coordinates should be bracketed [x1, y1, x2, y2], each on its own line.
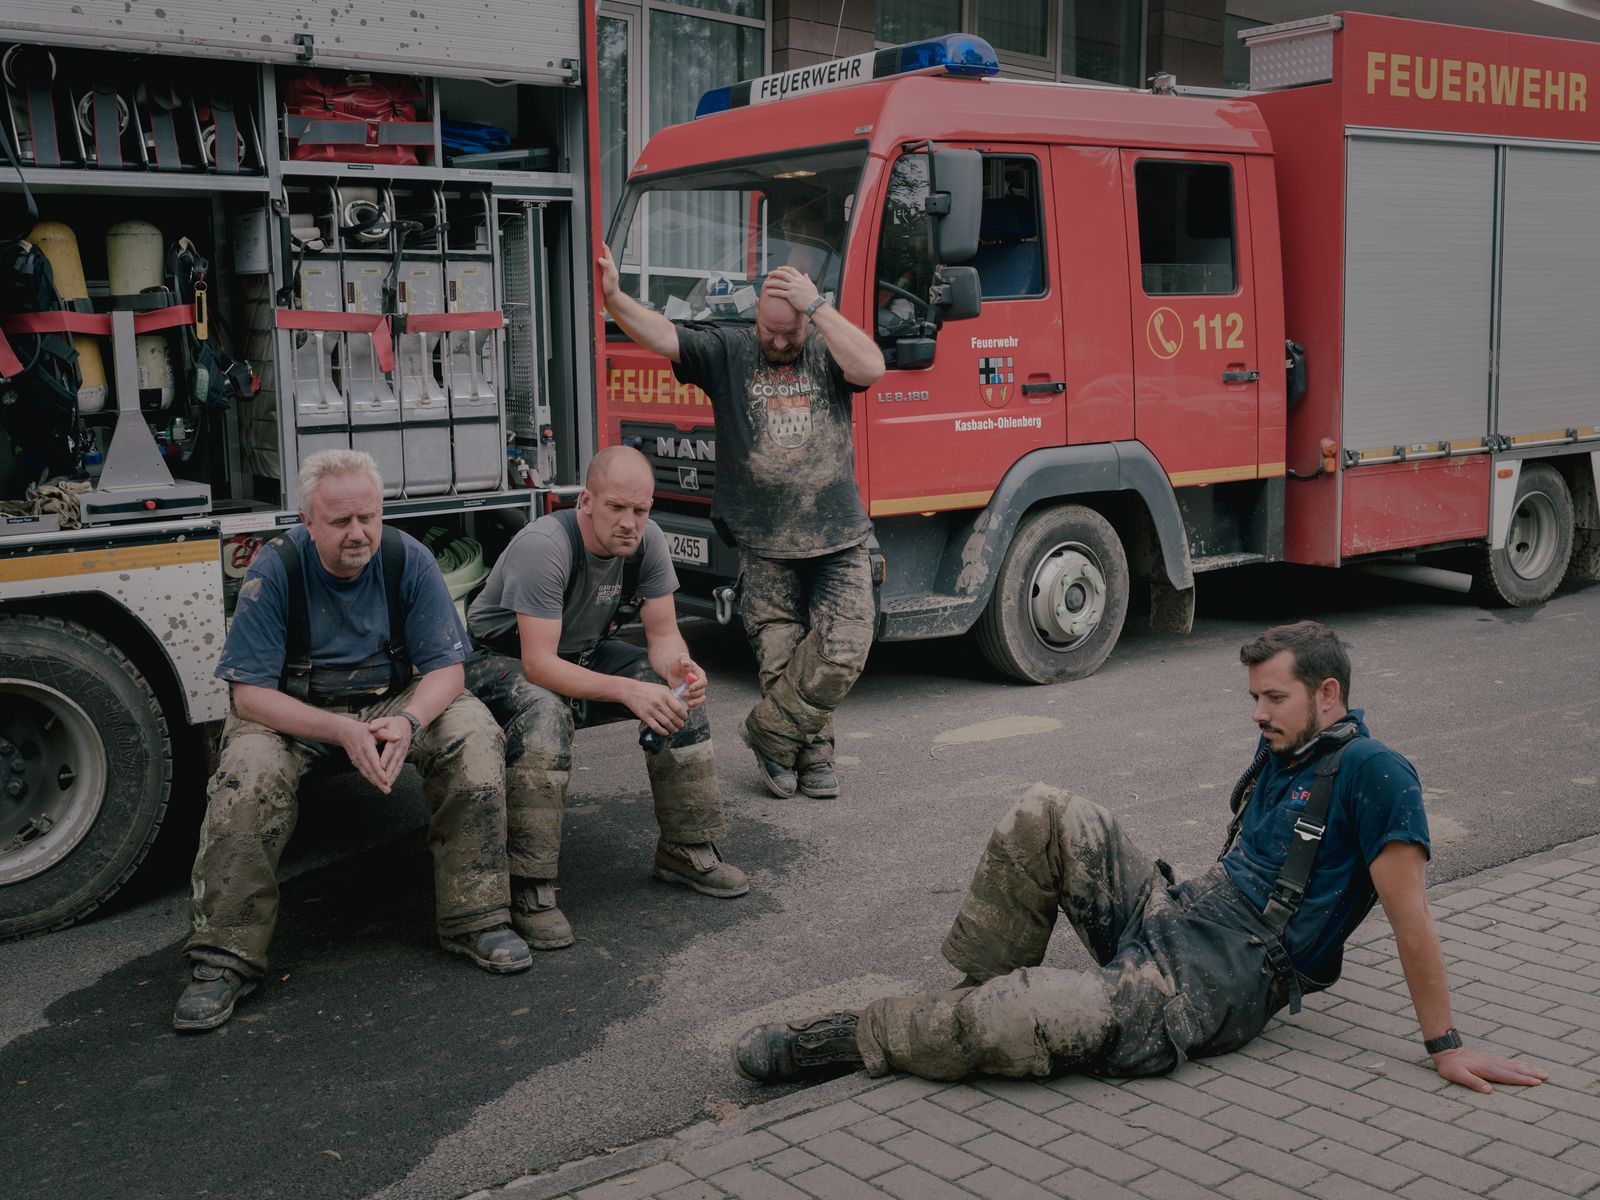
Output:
[1341, 138, 1494, 453]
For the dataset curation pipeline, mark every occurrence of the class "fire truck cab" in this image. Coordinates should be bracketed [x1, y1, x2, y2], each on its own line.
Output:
[602, 16, 1600, 684]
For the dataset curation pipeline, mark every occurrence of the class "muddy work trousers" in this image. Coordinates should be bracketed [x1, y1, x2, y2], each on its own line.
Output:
[740, 542, 874, 768]
[184, 689, 513, 979]
[464, 643, 724, 880]
[858, 784, 1293, 1081]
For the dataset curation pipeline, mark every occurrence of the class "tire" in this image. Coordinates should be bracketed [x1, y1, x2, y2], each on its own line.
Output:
[1472, 463, 1575, 607]
[976, 504, 1130, 684]
[0, 614, 172, 939]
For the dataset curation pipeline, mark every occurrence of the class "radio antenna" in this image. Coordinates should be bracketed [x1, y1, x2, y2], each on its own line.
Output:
[831, 0, 847, 59]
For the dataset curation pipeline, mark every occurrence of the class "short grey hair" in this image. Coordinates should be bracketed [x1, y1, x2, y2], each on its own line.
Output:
[298, 448, 384, 512]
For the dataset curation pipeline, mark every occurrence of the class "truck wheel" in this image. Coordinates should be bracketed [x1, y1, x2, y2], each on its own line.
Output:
[1473, 463, 1574, 607]
[0, 614, 172, 940]
[976, 504, 1129, 684]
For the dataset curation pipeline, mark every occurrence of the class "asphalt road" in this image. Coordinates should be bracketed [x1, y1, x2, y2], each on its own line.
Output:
[2, 566, 1596, 1200]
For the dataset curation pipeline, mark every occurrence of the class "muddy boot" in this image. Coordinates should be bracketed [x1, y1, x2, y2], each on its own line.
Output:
[740, 719, 797, 798]
[732, 1012, 864, 1083]
[653, 840, 750, 898]
[172, 960, 256, 1033]
[512, 879, 575, 950]
[797, 760, 840, 799]
[440, 924, 533, 974]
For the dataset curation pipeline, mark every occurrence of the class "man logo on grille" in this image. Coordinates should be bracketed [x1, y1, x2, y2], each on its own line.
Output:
[978, 355, 1014, 409]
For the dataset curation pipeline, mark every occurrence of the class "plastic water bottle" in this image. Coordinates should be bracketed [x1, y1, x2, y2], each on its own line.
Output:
[640, 680, 691, 754]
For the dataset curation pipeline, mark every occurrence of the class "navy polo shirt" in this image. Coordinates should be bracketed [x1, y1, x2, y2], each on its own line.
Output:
[1222, 711, 1430, 983]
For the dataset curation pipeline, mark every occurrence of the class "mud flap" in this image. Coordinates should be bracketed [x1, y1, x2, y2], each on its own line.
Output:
[1149, 581, 1195, 634]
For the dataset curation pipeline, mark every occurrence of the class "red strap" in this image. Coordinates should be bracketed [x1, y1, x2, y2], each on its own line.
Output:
[404, 309, 503, 334]
[0, 305, 197, 338]
[2, 310, 112, 337]
[0, 332, 24, 380]
[133, 304, 198, 334]
[275, 308, 395, 373]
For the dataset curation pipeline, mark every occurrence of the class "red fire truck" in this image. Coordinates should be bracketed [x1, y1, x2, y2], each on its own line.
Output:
[600, 14, 1600, 683]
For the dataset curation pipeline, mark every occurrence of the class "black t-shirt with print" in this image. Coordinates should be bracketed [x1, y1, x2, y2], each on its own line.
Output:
[673, 322, 870, 558]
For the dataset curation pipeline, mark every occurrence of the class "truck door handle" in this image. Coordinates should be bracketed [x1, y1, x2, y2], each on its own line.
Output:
[1222, 369, 1260, 384]
[1021, 381, 1066, 395]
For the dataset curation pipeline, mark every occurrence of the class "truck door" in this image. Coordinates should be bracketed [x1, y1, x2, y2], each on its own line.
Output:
[1120, 152, 1260, 485]
[864, 147, 1066, 519]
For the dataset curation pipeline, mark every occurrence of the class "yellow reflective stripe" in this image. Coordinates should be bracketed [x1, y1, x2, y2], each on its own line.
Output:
[869, 490, 995, 518]
[1167, 464, 1259, 487]
[1258, 461, 1286, 478]
[0, 538, 218, 584]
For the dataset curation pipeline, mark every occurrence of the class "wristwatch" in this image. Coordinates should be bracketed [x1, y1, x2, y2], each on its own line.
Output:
[803, 296, 827, 318]
[1423, 1027, 1463, 1054]
[397, 710, 422, 739]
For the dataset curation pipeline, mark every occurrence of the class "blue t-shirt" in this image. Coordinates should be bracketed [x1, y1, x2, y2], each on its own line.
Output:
[218, 525, 468, 702]
[1221, 711, 1429, 983]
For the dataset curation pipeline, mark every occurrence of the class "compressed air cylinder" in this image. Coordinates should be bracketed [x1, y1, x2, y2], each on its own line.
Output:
[444, 260, 501, 493]
[105, 219, 175, 408]
[342, 262, 402, 497]
[396, 260, 450, 496]
[29, 220, 108, 413]
[290, 261, 350, 463]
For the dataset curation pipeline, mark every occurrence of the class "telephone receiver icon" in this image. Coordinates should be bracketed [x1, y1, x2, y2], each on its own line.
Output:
[1154, 312, 1179, 356]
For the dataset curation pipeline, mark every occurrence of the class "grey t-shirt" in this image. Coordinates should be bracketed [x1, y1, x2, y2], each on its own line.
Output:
[672, 323, 870, 558]
[467, 513, 678, 660]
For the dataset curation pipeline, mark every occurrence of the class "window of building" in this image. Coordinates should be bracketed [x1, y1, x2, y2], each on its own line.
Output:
[877, 0, 962, 44]
[981, 0, 1052, 61]
[877, 2, 1143, 91]
[1222, 14, 1266, 89]
[599, 0, 769, 289]
[1134, 160, 1236, 295]
[1064, 0, 1142, 87]
[598, 13, 632, 231]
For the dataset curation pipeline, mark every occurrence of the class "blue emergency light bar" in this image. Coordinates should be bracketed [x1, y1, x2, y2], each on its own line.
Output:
[695, 34, 1000, 119]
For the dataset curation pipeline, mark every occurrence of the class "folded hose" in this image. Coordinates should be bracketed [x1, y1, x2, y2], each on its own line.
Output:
[425, 526, 489, 623]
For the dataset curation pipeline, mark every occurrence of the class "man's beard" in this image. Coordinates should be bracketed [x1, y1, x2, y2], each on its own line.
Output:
[1269, 710, 1323, 759]
[759, 335, 802, 364]
[338, 544, 374, 571]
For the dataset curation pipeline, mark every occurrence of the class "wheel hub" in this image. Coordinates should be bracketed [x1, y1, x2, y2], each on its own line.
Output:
[1028, 542, 1107, 651]
[0, 679, 108, 885]
[1507, 489, 1559, 582]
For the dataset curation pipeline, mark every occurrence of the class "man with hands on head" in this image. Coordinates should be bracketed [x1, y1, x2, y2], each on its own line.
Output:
[465, 445, 747, 952]
[598, 242, 884, 803]
[175, 449, 529, 1033]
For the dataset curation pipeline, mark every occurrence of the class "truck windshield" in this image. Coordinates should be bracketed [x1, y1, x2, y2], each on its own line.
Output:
[607, 143, 868, 322]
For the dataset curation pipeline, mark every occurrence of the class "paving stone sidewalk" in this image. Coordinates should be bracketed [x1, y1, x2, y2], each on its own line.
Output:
[483, 835, 1600, 1200]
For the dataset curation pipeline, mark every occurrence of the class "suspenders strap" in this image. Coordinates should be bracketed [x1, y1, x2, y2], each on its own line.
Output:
[274, 526, 411, 703]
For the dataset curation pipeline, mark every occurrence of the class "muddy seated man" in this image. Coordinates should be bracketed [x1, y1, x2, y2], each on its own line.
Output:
[735, 621, 1548, 1095]
[176, 449, 529, 1033]
[464, 446, 747, 950]
[599, 243, 885, 801]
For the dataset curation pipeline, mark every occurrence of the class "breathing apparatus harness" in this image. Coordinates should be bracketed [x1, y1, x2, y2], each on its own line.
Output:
[273, 525, 412, 704]
[1218, 715, 1364, 1013]
[0, 119, 88, 479]
[167, 237, 258, 408]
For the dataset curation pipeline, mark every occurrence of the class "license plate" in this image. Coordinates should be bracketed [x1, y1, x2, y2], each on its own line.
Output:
[667, 532, 709, 565]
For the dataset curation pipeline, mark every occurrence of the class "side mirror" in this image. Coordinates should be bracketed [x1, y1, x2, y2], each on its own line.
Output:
[932, 266, 981, 321]
[894, 337, 937, 369]
[926, 149, 982, 263]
